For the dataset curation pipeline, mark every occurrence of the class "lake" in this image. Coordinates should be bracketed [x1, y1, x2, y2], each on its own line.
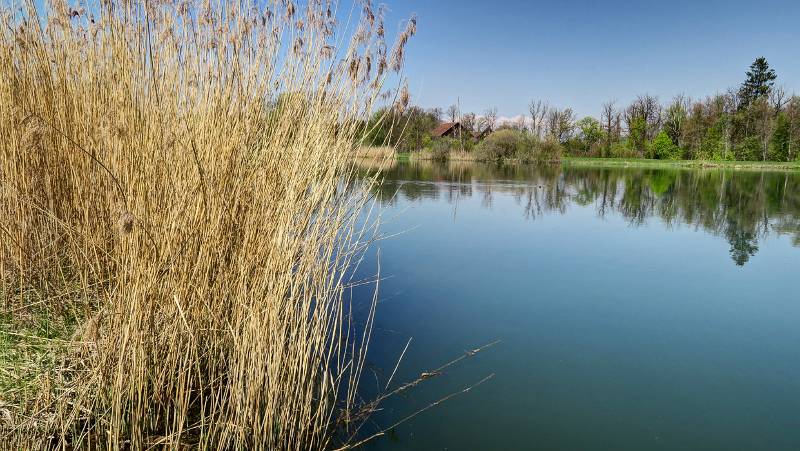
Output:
[350, 160, 800, 450]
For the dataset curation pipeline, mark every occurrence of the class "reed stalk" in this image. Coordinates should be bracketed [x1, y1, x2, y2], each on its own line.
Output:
[0, 0, 415, 448]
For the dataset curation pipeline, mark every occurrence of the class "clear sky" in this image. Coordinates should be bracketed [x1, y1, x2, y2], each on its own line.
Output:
[381, 0, 800, 119]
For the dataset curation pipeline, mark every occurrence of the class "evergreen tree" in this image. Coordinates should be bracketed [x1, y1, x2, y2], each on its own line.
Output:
[738, 57, 777, 108]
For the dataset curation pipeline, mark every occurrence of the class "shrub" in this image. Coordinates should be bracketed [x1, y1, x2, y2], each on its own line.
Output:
[735, 136, 762, 161]
[429, 137, 456, 161]
[421, 134, 433, 150]
[609, 141, 640, 158]
[412, 137, 465, 161]
[522, 137, 563, 163]
[474, 129, 525, 161]
[460, 136, 477, 152]
[474, 130, 563, 163]
[540, 137, 564, 161]
[650, 131, 681, 160]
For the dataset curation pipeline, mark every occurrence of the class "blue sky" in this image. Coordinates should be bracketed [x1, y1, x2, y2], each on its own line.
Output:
[380, 0, 800, 119]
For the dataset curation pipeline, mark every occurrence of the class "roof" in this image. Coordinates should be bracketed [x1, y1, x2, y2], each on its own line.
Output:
[432, 122, 458, 137]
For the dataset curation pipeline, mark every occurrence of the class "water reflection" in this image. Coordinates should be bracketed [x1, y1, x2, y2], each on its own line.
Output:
[357, 159, 800, 266]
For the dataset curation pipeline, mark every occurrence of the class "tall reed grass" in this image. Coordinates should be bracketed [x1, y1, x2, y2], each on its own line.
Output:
[0, 0, 414, 448]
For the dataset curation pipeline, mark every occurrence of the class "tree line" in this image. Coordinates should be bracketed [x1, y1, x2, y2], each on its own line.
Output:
[366, 57, 800, 162]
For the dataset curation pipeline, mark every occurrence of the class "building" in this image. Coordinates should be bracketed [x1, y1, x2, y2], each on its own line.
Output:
[432, 122, 465, 138]
[433, 122, 492, 142]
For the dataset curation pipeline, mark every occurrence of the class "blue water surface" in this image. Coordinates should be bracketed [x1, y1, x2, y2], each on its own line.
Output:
[352, 161, 800, 451]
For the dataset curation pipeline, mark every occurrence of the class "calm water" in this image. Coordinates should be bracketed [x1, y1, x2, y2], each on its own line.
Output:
[352, 160, 800, 451]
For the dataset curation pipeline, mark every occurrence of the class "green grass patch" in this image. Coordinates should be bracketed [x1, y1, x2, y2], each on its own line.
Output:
[0, 296, 81, 412]
[563, 157, 800, 171]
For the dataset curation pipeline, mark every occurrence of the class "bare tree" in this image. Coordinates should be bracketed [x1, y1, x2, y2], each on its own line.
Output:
[725, 87, 742, 112]
[632, 94, 661, 139]
[429, 107, 443, 121]
[446, 104, 459, 123]
[721, 90, 740, 159]
[770, 85, 789, 114]
[546, 107, 576, 143]
[528, 100, 549, 139]
[624, 94, 661, 157]
[560, 109, 576, 142]
[600, 101, 618, 156]
[461, 112, 477, 132]
[515, 115, 527, 131]
[482, 107, 498, 132]
[749, 97, 775, 161]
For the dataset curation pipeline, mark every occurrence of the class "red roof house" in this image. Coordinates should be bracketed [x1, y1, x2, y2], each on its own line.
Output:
[432, 122, 464, 138]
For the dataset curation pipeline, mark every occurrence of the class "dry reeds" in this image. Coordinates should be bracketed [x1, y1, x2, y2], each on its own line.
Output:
[351, 145, 396, 160]
[0, 0, 412, 448]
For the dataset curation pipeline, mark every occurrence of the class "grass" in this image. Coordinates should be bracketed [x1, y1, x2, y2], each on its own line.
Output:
[0, 304, 81, 448]
[0, 0, 417, 448]
[563, 156, 800, 171]
[0, 311, 73, 400]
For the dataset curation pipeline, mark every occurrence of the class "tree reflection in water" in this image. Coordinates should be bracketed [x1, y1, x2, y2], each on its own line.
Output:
[357, 159, 800, 266]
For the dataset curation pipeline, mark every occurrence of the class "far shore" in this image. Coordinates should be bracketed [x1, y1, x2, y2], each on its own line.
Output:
[354, 147, 800, 172]
[562, 157, 800, 171]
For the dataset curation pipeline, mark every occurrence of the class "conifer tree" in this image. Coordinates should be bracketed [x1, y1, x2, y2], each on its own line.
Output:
[738, 57, 777, 108]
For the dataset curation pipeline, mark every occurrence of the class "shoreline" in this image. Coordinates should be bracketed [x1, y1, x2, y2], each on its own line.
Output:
[363, 151, 800, 172]
[561, 157, 800, 171]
